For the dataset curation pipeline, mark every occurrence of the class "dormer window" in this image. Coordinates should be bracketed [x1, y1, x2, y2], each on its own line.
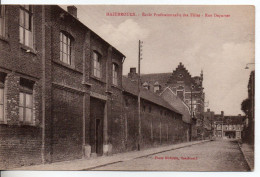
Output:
[153, 81, 160, 93]
[143, 82, 149, 90]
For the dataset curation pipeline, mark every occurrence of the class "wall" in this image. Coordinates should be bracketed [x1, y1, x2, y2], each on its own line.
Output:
[0, 5, 43, 169]
[123, 92, 189, 152]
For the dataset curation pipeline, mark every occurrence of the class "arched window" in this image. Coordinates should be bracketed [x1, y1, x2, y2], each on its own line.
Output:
[112, 63, 119, 86]
[60, 31, 73, 65]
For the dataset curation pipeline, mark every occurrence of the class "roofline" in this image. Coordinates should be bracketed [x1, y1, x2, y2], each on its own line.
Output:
[57, 5, 126, 58]
[122, 89, 182, 116]
[141, 72, 172, 76]
[160, 87, 191, 115]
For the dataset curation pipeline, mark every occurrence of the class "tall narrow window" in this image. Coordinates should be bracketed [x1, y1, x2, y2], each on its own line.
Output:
[19, 5, 33, 48]
[0, 74, 5, 122]
[19, 78, 34, 124]
[60, 32, 72, 65]
[0, 5, 6, 37]
[112, 63, 118, 86]
[93, 52, 101, 78]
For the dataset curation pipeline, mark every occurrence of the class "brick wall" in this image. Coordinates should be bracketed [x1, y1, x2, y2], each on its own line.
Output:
[122, 93, 189, 151]
[0, 72, 42, 169]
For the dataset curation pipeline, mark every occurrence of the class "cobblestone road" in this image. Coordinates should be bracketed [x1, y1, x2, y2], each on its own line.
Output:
[91, 140, 250, 171]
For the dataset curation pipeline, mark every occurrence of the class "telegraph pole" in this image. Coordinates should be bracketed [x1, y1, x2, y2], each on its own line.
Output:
[137, 40, 143, 151]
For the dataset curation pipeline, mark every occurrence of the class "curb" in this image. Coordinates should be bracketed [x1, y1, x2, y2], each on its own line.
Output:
[85, 140, 211, 170]
[13, 140, 210, 170]
[237, 142, 253, 171]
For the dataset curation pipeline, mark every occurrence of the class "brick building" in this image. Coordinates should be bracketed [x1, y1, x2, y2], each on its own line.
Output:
[213, 111, 244, 139]
[0, 5, 192, 169]
[0, 5, 126, 168]
[140, 62, 205, 138]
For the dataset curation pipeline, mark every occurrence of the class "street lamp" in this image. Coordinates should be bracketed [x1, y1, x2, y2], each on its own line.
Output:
[245, 63, 255, 69]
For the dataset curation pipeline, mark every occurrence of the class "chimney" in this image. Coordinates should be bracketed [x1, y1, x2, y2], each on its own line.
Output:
[128, 67, 139, 82]
[221, 111, 224, 117]
[238, 114, 241, 117]
[207, 109, 210, 112]
[67, 6, 77, 18]
[130, 67, 136, 74]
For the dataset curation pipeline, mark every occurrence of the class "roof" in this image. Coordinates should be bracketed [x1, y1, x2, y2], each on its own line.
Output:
[224, 116, 245, 124]
[214, 115, 245, 124]
[160, 87, 191, 124]
[57, 5, 125, 58]
[141, 73, 172, 87]
[122, 76, 181, 115]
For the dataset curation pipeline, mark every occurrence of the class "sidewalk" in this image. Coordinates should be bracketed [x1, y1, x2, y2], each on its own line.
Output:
[238, 143, 254, 171]
[13, 140, 210, 171]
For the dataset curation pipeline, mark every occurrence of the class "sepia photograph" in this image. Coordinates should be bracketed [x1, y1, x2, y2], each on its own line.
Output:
[0, 4, 255, 172]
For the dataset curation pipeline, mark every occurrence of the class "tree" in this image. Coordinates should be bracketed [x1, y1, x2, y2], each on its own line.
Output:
[241, 98, 250, 116]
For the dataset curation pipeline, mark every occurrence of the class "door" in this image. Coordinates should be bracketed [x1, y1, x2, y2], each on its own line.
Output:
[90, 97, 105, 155]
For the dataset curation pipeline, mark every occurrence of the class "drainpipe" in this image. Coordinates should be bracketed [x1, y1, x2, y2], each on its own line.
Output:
[82, 31, 87, 157]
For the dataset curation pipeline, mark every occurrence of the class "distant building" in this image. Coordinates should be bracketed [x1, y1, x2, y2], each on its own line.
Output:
[159, 87, 197, 140]
[203, 109, 215, 137]
[213, 111, 244, 139]
[140, 62, 205, 137]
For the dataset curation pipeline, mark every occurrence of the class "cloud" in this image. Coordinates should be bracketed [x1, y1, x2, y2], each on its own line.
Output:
[97, 19, 149, 47]
[204, 41, 254, 114]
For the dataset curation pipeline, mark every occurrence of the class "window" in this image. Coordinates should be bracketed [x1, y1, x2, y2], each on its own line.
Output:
[19, 78, 34, 124]
[0, 5, 6, 37]
[142, 105, 146, 112]
[154, 86, 159, 92]
[19, 92, 33, 123]
[19, 5, 33, 48]
[60, 32, 72, 65]
[93, 52, 101, 78]
[112, 63, 118, 86]
[0, 74, 5, 122]
[149, 106, 152, 113]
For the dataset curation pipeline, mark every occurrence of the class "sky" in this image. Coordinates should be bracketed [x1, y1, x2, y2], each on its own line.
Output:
[61, 5, 255, 115]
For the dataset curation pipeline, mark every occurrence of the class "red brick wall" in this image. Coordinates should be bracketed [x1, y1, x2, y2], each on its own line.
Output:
[0, 72, 42, 169]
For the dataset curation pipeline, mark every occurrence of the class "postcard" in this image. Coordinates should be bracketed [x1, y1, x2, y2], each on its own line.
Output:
[0, 4, 255, 172]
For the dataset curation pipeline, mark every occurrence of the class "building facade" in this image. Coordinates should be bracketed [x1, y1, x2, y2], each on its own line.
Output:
[213, 111, 244, 139]
[0, 5, 192, 169]
[0, 5, 126, 168]
[140, 62, 205, 138]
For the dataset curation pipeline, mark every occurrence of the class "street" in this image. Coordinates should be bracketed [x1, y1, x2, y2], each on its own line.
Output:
[90, 140, 250, 171]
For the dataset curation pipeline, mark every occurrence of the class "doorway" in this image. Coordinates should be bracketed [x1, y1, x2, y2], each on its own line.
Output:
[90, 97, 105, 156]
